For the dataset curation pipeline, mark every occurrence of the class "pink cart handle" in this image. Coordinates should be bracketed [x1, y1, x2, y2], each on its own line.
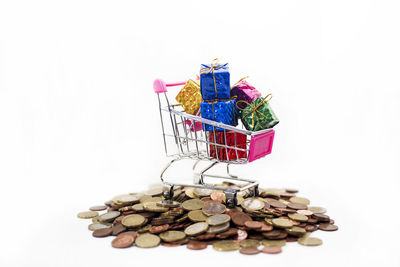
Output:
[153, 77, 199, 94]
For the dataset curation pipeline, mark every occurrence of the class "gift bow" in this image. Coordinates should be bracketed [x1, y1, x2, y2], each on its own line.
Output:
[236, 94, 273, 130]
[200, 58, 228, 98]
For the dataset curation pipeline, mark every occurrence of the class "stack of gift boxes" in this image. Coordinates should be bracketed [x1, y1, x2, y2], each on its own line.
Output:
[175, 60, 279, 161]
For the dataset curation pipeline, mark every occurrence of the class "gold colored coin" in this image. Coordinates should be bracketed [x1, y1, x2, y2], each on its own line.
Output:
[141, 196, 162, 204]
[288, 213, 308, 222]
[159, 231, 186, 242]
[132, 203, 144, 212]
[88, 223, 111, 231]
[206, 214, 231, 226]
[135, 233, 161, 248]
[308, 206, 327, 214]
[137, 224, 152, 233]
[185, 187, 196, 198]
[241, 198, 265, 211]
[298, 237, 323, 246]
[213, 240, 240, 252]
[239, 239, 260, 248]
[236, 196, 245, 205]
[289, 196, 310, 205]
[112, 194, 140, 205]
[262, 239, 286, 247]
[285, 226, 306, 237]
[145, 188, 163, 196]
[184, 222, 209, 236]
[77, 211, 98, 219]
[188, 210, 208, 222]
[182, 199, 204, 211]
[122, 214, 146, 228]
[156, 200, 180, 208]
[143, 202, 169, 212]
[272, 218, 293, 228]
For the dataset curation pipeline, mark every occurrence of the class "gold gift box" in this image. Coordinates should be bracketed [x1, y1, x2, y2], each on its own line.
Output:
[175, 79, 202, 115]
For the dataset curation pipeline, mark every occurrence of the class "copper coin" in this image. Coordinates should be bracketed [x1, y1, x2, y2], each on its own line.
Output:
[244, 221, 264, 229]
[233, 229, 248, 241]
[111, 235, 134, 248]
[92, 228, 112, 238]
[248, 233, 264, 241]
[196, 232, 216, 240]
[262, 230, 282, 239]
[112, 223, 126, 236]
[240, 247, 260, 255]
[90, 205, 107, 211]
[285, 188, 298, 193]
[187, 240, 207, 250]
[149, 224, 169, 234]
[329, 219, 335, 224]
[280, 192, 296, 198]
[318, 223, 338, 231]
[259, 223, 273, 232]
[118, 231, 138, 241]
[307, 218, 318, 224]
[312, 213, 330, 222]
[231, 212, 252, 226]
[286, 237, 298, 242]
[261, 246, 282, 254]
[305, 225, 318, 232]
[287, 203, 308, 210]
[268, 200, 287, 209]
[216, 228, 238, 239]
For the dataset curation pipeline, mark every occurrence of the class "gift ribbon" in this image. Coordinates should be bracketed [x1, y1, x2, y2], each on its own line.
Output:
[236, 94, 272, 130]
[200, 58, 227, 98]
[231, 76, 249, 88]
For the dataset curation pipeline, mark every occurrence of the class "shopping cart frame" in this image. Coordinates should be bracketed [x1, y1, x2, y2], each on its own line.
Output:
[153, 78, 276, 206]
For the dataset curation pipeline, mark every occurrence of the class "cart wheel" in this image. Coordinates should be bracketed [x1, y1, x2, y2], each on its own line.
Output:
[248, 186, 259, 198]
[225, 192, 237, 208]
[162, 185, 174, 200]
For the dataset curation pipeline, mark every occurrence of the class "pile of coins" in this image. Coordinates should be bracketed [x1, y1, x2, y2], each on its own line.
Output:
[77, 183, 338, 255]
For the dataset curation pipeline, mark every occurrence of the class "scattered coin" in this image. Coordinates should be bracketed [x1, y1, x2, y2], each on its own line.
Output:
[239, 239, 260, 248]
[182, 199, 204, 211]
[308, 206, 327, 214]
[244, 221, 264, 230]
[187, 240, 208, 250]
[93, 228, 113, 238]
[240, 247, 260, 255]
[231, 212, 252, 226]
[289, 197, 310, 205]
[88, 223, 111, 231]
[159, 230, 186, 242]
[285, 188, 298, 193]
[202, 203, 226, 216]
[286, 226, 306, 237]
[156, 200, 180, 208]
[184, 222, 209, 236]
[97, 211, 120, 223]
[184, 187, 196, 198]
[206, 214, 230, 226]
[318, 223, 338, 231]
[297, 209, 313, 216]
[213, 240, 240, 252]
[298, 237, 323, 246]
[241, 198, 264, 211]
[261, 239, 286, 247]
[287, 203, 308, 210]
[210, 191, 225, 202]
[135, 233, 161, 248]
[121, 214, 146, 228]
[143, 202, 169, 212]
[288, 213, 309, 222]
[312, 213, 330, 222]
[188, 210, 208, 222]
[272, 218, 293, 228]
[193, 188, 213, 197]
[112, 235, 134, 248]
[89, 205, 107, 211]
[77, 211, 99, 219]
[207, 221, 230, 234]
[261, 246, 282, 254]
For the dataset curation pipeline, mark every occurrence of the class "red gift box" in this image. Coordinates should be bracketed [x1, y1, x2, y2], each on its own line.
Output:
[208, 131, 247, 161]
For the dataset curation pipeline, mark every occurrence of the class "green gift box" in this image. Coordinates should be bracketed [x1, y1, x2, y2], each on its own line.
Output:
[238, 96, 279, 131]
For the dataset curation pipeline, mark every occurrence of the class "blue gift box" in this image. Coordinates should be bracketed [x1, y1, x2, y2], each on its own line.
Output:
[200, 63, 230, 100]
[200, 99, 238, 131]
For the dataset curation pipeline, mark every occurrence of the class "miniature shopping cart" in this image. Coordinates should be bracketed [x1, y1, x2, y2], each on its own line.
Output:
[153, 78, 276, 207]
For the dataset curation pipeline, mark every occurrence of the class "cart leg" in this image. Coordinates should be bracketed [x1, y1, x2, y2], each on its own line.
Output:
[225, 190, 238, 208]
[248, 185, 259, 197]
[162, 185, 174, 200]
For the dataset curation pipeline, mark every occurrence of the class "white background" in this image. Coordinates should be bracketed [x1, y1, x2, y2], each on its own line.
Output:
[1, 0, 399, 266]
